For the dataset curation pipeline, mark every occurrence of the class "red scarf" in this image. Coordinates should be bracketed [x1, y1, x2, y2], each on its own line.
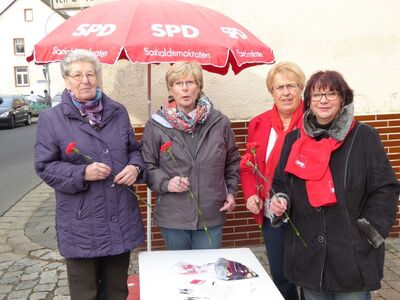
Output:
[284, 120, 355, 207]
[263, 101, 304, 192]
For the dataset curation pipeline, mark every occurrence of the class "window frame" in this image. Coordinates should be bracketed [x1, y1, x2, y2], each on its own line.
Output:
[13, 38, 25, 55]
[14, 66, 30, 87]
[24, 9, 33, 22]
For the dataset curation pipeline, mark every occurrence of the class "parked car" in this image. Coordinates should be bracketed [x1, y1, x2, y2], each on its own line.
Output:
[26, 95, 50, 117]
[0, 95, 32, 128]
[51, 92, 62, 107]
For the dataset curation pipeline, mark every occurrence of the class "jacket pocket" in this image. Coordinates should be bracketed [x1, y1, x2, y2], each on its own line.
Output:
[76, 193, 86, 220]
[357, 218, 384, 248]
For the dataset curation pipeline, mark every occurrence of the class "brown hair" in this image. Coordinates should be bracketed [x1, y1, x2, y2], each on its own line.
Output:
[303, 70, 354, 111]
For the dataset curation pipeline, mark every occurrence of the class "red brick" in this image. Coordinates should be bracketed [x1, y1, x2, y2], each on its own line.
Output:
[234, 239, 262, 247]
[379, 134, 389, 141]
[224, 218, 249, 227]
[376, 127, 400, 134]
[233, 128, 249, 135]
[389, 147, 400, 153]
[234, 136, 246, 143]
[389, 120, 400, 126]
[222, 227, 234, 234]
[355, 115, 376, 121]
[363, 120, 389, 128]
[376, 113, 400, 120]
[383, 141, 400, 147]
[234, 225, 260, 232]
[231, 121, 248, 129]
[388, 153, 400, 160]
[222, 232, 249, 240]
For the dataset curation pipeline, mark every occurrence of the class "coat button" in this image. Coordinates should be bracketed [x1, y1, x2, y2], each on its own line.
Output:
[111, 216, 117, 222]
[316, 207, 321, 212]
[103, 149, 109, 154]
[318, 235, 325, 243]
[110, 183, 115, 188]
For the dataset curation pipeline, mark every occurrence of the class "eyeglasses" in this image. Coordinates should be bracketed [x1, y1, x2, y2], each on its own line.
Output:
[311, 91, 339, 102]
[173, 80, 196, 88]
[272, 83, 299, 93]
[68, 72, 97, 82]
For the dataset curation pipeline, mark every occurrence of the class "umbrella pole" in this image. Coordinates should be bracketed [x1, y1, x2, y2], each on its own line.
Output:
[146, 65, 152, 251]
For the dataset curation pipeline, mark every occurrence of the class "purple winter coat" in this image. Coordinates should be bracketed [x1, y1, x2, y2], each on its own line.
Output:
[34, 89, 145, 258]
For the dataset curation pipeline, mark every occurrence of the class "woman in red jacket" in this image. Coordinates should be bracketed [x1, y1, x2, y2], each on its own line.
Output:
[240, 61, 305, 299]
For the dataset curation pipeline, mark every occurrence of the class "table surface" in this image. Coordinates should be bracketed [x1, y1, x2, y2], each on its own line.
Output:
[139, 247, 283, 300]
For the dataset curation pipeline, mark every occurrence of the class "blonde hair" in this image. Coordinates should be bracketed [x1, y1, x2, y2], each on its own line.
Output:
[266, 61, 306, 93]
[165, 61, 203, 92]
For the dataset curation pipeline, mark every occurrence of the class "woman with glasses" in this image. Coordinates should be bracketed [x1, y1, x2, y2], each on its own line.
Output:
[34, 49, 145, 299]
[141, 61, 240, 250]
[240, 61, 306, 299]
[269, 70, 400, 300]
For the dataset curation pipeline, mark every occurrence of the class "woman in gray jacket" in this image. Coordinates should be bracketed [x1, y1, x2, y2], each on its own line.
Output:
[141, 61, 240, 250]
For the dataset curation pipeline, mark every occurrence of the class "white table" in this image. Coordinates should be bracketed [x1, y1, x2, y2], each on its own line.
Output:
[139, 247, 283, 300]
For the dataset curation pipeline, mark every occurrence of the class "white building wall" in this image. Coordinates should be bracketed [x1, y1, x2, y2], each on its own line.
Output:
[101, 0, 400, 124]
[0, 0, 65, 98]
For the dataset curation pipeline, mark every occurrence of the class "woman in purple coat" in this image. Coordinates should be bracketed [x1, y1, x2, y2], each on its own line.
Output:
[34, 49, 145, 300]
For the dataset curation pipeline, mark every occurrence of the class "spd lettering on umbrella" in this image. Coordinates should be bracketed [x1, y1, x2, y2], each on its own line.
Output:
[220, 27, 248, 39]
[72, 24, 117, 37]
[152, 24, 199, 38]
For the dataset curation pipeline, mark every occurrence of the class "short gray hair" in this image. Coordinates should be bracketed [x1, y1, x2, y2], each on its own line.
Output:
[60, 49, 101, 77]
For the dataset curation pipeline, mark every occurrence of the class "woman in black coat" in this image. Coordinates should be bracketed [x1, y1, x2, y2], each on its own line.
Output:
[270, 70, 400, 300]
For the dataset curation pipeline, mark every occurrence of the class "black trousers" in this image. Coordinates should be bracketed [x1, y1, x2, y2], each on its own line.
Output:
[66, 252, 130, 300]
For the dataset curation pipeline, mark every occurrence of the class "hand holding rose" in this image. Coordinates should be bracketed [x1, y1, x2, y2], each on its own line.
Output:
[246, 195, 262, 214]
[168, 176, 190, 193]
[270, 195, 288, 217]
[84, 162, 112, 181]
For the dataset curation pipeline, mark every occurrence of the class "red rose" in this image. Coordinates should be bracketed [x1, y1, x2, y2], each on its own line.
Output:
[246, 142, 260, 154]
[65, 141, 77, 155]
[160, 141, 172, 153]
[240, 153, 254, 170]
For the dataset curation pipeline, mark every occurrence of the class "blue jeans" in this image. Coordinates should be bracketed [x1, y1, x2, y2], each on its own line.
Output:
[264, 217, 299, 300]
[160, 225, 223, 250]
[303, 289, 371, 300]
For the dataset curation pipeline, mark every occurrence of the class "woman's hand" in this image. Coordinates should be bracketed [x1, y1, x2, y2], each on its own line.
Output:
[84, 162, 112, 181]
[219, 193, 236, 212]
[114, 165, 140, 186]
[167, 176, 190, 193]
[270, 195, 288, 217]
[246, 195, 262, 214]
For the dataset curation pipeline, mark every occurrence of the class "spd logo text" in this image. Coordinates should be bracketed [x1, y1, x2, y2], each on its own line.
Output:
[151, 24, 199, 38]
[72, 24, 117, 37]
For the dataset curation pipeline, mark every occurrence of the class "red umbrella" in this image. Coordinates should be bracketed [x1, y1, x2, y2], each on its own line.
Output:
[27, 0, 274, 75]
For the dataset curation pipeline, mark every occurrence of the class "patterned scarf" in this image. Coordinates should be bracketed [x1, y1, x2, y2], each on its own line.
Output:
[161, 93, 211, 133]
[70, 88, 103, 128]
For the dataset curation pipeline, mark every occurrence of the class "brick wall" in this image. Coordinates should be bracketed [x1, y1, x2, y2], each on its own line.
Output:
[134, 112, 400, 250]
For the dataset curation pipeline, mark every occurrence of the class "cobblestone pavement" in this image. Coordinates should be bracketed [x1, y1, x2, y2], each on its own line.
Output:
[0, 182, 399, 299]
